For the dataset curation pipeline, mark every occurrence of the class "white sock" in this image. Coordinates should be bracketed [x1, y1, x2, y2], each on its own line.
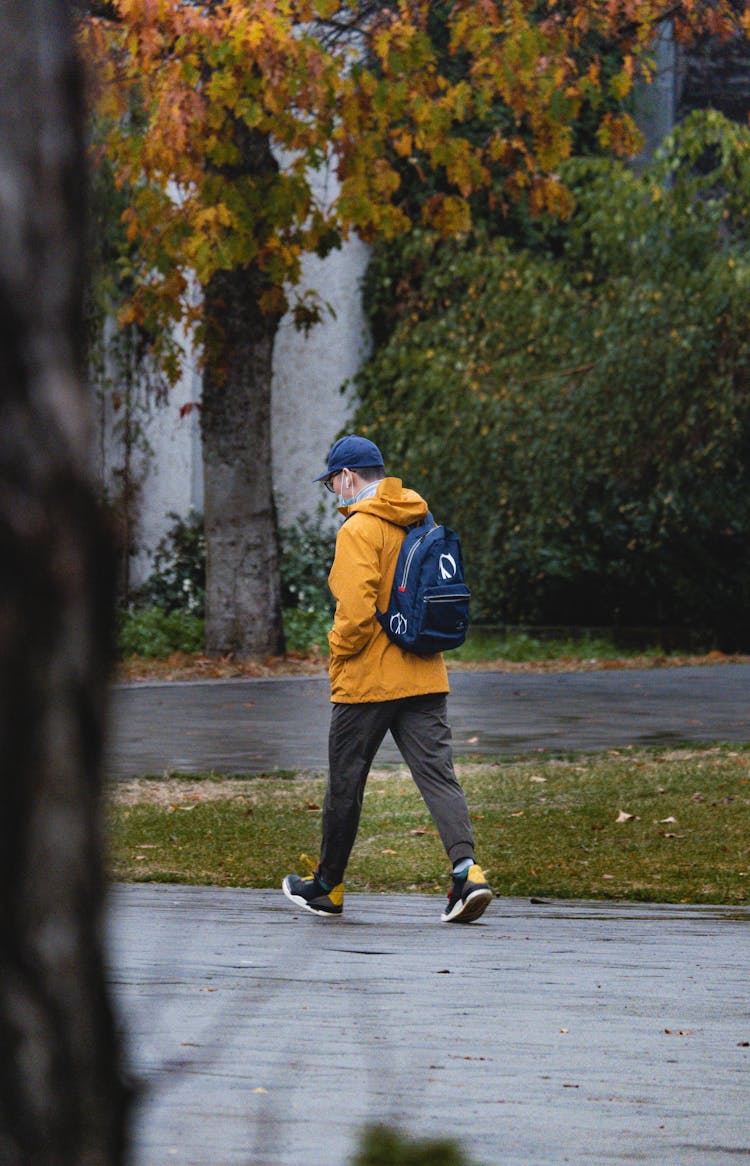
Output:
[453, 858, 473, 879]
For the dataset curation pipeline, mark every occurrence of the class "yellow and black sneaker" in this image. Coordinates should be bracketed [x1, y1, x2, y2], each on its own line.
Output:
[282, 868, 344, 918]
[440, 863, 492, 923]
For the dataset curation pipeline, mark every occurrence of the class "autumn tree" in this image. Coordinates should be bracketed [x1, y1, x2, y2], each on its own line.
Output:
[0, 1, 129, 1162]
[77, 0, 747, 657]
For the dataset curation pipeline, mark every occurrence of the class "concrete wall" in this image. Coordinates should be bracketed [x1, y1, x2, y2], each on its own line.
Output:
[271, 234, 371, 517]
[92, 333, 204, 588]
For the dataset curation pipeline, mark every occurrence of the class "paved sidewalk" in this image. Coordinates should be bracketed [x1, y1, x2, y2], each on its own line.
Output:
[108, 885, 750, 1166]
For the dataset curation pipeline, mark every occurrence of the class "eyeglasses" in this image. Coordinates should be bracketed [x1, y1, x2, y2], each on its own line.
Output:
[323, 471, 341, 494]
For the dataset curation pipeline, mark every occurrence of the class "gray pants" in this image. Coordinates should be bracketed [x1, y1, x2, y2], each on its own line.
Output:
[319, 693, 475, 886]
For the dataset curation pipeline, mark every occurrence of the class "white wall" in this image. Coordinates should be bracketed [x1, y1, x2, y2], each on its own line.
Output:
[271, 233, 371, 515]
[132, 361, 203, 583]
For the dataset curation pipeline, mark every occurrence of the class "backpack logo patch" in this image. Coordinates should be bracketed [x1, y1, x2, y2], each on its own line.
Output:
[439, 553, 457, 581]
[389, 612, 408, 637]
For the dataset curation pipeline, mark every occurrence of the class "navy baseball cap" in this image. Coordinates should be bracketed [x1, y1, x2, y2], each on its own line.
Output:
[313, 434, 385, 482]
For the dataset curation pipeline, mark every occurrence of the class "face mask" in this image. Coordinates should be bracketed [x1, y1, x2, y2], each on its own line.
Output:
[338, 480, 377, 508]
[337, 478, 379, 509]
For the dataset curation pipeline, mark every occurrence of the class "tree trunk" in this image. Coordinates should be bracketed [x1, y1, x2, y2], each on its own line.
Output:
[201, 130, 285, 658]
[0, 3, 130, 1163]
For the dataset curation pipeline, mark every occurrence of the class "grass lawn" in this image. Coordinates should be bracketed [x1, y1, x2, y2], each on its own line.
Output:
[108, 745, 750, 905]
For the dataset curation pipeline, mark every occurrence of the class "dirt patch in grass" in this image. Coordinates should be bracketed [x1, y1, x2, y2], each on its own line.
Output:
[117, 651, 329, 682]
[112, 777, 265, 807]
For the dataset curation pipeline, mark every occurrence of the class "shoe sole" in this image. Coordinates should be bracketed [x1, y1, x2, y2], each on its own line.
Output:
[441, 886, 492, 924]
[282, 877, 342, 918]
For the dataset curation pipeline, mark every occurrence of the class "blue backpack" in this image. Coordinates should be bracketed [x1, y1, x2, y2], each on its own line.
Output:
[377, 513, 471, 656]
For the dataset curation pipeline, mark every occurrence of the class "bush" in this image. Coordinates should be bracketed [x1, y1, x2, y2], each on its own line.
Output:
[282, 607, 332, 655]
[119, 511, 207, 657]
[137, 509, 206, 616]
[117, 606, 205, 658]
[279, 507, 335, 614]
[351, 111, 750, 639]
[280, 508, 335, 653]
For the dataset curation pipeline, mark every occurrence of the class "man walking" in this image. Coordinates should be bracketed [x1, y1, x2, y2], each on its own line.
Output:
[282, 434, 492, 923]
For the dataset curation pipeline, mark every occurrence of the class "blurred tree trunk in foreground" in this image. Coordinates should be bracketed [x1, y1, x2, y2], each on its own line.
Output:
[0, 2, 130, 1163]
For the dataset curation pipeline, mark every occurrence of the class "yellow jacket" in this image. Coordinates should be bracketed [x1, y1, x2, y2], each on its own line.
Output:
[327, 477, 450, 703]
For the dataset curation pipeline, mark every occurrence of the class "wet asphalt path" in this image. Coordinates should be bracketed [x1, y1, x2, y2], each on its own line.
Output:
[107, 663, 750, 778]
[109, 886, 750, 1166]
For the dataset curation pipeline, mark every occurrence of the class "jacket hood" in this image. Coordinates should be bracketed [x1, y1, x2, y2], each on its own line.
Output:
[338, 476, 428, 527]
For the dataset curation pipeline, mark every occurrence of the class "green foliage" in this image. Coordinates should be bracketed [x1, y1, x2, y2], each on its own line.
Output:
[117, 606, 205, 658]
[279, 509, 334, 653]
[279, 508, 334, 613]
[137, 510, 206, 616]
[282, 607, 331, 656]
[278, 510, 333, 620]
[352, 111, 750, 641]
[117, 512, 207, 656]
[351, 1124, 473, 1166]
